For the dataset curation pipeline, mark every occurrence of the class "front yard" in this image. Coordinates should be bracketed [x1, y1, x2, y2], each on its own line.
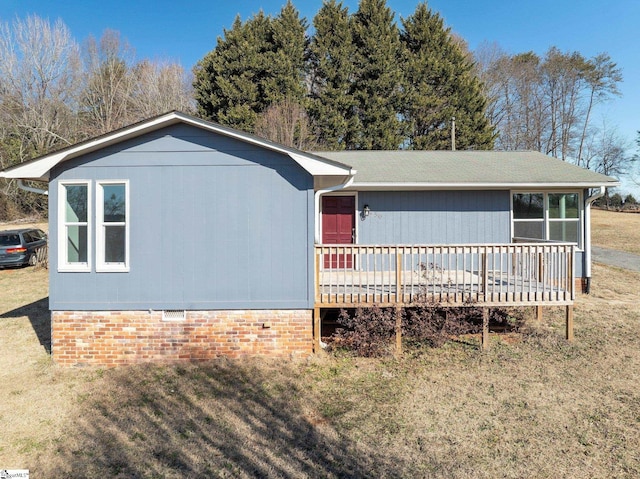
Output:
[1, 212, 639, 477]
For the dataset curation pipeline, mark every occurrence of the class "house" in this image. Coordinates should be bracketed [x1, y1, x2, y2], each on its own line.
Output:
[0, 112, 618, 366]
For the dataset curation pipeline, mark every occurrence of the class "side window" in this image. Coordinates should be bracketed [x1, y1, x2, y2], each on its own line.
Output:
[22, 232, 34, 244]
[59, 182, 91, 271]
[512, 191, 582, 247]
[513, 193, 544, 240]
[548, 193, 580, 243]
[97, 181, 129, 271]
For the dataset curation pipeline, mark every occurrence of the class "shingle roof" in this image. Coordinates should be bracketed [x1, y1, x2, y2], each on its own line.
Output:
[312, 150, 618, 188]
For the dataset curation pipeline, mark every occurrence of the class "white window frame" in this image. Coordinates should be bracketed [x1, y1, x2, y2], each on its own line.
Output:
[96, 180, 129, 272]
[58, 180, 91, 272]
[511, 190, 583, 250]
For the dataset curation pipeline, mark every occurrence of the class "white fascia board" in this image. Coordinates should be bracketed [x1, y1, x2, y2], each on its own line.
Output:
[288, 152, 354, 176]
[0, 152, 66, 181]
[346, 181, 620, 190]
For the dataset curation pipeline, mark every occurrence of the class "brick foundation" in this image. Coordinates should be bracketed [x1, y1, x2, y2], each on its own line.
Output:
[51, 309, 313, 367]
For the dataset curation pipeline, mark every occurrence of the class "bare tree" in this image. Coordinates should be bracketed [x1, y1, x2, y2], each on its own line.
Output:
[582, 120, 631, 178]
[0, 15, 81, 158]
[254, 98, 317, 149]
[475, 45, 623, 168]
[129, 60, 195, 118]
[79, 30, 136, 136]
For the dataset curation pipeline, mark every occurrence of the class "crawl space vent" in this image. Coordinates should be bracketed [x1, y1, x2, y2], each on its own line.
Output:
[162, 310, 186, 322]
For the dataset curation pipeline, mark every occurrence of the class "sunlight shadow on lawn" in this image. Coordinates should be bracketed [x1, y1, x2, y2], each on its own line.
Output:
[0, 297, 50, 353]
[37, 360, 404, 478]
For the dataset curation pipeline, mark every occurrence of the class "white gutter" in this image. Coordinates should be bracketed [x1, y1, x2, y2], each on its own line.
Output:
[314, 176, 355, 243]
[584, 186, 606, 293]
[17, 179, 48, 195]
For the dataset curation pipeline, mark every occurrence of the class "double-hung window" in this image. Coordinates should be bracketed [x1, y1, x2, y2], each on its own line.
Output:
[97, 181, 129, 272]
[512, 192, 581, 247]
[59, 181, 91, 271]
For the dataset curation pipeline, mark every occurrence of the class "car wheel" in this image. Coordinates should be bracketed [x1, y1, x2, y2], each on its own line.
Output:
[28, 253, 37, 266]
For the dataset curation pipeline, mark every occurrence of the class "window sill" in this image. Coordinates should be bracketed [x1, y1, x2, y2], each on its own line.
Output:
[58, 265, 91, 273]
[96, 265, 129, 273]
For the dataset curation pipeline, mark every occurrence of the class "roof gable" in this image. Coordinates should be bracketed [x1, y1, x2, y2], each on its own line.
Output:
[0, 112, 354, 181]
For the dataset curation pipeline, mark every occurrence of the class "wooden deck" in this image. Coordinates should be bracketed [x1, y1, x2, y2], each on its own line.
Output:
[313, 243, 577, 350]
[315, 243, 575, 308]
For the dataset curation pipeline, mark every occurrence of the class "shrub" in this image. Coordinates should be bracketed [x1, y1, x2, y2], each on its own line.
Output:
[332, 304, 527, 356]
[404, 303, 482, 348]
[624, 193, 637, 205]
[608, 193, 623, 208]
[333, 306, 398, 357]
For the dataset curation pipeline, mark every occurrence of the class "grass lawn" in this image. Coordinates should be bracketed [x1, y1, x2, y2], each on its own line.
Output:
[591, 208, 640, 255]
[1, 212, 639, 477]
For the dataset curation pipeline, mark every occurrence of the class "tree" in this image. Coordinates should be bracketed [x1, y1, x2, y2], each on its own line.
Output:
[254, 98, 315, 149]
[308, 0, 358, 150]
[349, 0, 404, 149]
[400, 3, 494, 150]
[193, 2, 308, 134]
[0, 15, 194, 218]
[129, 60, 194, 118]
[475, 45, 623, 166]
[79, 30, 136, 136]
[0, 15, 81, 158]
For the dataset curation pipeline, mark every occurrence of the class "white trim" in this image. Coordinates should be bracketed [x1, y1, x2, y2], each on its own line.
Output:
[96, 180, 130, 272]
[58, 180, 91, 272]
[511, 190, 584, 250]
[314, 176, 354, 243]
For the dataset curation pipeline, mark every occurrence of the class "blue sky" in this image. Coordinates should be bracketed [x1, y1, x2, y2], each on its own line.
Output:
[1, 0, 638, 184]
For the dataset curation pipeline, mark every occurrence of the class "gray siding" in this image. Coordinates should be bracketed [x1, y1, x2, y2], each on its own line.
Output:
[49, 124, 315, 310]
[357, 191, 511, 245]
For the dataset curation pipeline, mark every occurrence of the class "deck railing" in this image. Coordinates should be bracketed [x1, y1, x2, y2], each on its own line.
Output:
[315, 243, 575, 307]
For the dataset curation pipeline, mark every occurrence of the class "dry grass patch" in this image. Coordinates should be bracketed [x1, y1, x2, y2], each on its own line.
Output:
[591, 208, 640, 254]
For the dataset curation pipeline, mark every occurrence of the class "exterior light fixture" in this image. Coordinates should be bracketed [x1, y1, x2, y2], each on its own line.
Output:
[363, 204, 370, 217]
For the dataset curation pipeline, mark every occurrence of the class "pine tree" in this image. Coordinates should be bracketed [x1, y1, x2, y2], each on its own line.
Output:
[193, 3, 307, 133]
[308, 0, 357, 150]
[400, 3, 494, 150]
[349, 0, 404, 149]
[264, 1, 308, 106]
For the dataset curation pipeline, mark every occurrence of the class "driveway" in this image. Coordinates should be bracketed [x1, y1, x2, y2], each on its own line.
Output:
[592, 246, 640, 273]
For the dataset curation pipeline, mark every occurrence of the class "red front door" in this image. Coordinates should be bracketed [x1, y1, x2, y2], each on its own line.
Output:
[322, 196, 355, 268]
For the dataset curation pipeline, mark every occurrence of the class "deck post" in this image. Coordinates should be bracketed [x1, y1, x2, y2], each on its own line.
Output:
[536, 305, 543, 322]
[395, 306, 402, 357]
[313, 307, 321, 353]
[482, 307, 489, 350]
[565, 305, 574, 342]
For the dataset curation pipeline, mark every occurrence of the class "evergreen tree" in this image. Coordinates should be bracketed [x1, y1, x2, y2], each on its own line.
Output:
[400, 3, 494, 150]
[193, 14, 268, 132]
[349, 0, 404, 149]
[308, 0, 357, 150]
[266, 1, 308, 106]
[193, 2, 307, 133]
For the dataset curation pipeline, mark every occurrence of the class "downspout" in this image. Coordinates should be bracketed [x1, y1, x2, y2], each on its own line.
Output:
[584, 186, 605, 294]
[17, 179, 48, 195]
[314, 175, 355, 243]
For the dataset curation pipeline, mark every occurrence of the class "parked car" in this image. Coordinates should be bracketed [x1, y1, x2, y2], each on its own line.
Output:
[0, 228, 47, 268]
